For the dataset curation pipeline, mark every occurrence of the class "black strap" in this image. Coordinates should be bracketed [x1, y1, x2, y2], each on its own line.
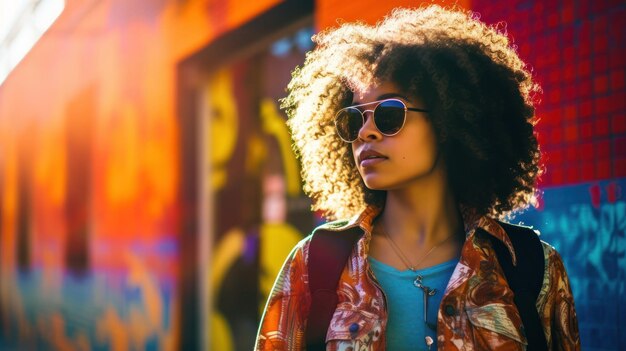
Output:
[305, 228, 363, 351]
[488, 221, 548, 351]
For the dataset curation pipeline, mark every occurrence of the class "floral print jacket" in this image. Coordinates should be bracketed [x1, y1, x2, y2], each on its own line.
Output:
[255, 205, 580, 350]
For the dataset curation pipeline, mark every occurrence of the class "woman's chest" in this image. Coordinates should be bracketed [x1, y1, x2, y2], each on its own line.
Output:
[323, 246, 528, 350]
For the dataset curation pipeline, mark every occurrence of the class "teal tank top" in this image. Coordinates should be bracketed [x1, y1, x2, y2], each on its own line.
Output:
[368, 257, 459, 350]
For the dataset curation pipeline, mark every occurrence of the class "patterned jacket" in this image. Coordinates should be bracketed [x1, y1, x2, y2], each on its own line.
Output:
[255, 205, 580, 350]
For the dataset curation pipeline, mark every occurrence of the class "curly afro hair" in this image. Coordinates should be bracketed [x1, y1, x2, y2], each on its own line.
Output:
[283, 5, 543, 220]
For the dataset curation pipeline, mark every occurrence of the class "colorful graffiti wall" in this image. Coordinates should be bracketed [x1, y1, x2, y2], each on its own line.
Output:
[201, 27, 316, 349]
[514, 180, 625, 350]
[0, 0, 284, 350]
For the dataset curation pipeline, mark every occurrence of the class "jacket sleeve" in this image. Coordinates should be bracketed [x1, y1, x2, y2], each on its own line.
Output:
[255, 238, 311, 351]
[540, 243, 581, 351]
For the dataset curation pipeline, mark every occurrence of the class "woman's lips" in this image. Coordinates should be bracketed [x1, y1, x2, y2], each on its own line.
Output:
[360, 157, 387, 167]
[358, 148, 388, 167]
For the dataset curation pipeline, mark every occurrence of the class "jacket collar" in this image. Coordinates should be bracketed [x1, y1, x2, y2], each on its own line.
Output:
[322, 204, 519, 266]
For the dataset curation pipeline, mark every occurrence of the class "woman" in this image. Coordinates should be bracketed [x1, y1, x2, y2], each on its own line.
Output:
[256, 5, 580, 350]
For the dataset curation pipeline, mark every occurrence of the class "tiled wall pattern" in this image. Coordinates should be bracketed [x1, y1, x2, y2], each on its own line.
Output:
[469, 1, 625, 350]
[472, 0, 625, 186]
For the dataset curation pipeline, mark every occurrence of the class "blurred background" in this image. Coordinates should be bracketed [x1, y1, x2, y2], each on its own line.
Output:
[0, 0, 623, 350]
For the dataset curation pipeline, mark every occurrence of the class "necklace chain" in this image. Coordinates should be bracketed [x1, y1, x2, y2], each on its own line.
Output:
[379, 223, 455, 271]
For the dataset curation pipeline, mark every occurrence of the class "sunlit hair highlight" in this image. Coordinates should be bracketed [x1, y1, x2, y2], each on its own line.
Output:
[283, 5, 543, 220]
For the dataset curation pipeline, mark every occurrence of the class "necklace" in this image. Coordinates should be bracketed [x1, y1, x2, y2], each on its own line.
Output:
[378, 222, 457, 331]
[379, 224, 454, 272]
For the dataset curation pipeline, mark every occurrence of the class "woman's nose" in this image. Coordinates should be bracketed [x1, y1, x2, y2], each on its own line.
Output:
[357, 109, 382, 141]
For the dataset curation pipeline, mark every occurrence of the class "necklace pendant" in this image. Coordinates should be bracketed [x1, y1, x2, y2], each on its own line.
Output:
[414, 276, 437, 295]
[414, 275, 437, 326]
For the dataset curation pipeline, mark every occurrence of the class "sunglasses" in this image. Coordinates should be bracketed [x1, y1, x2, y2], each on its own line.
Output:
[334, 98, 429, 143]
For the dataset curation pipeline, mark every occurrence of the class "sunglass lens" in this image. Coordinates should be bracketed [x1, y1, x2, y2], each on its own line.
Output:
[335, 107, 363, 142]
[375, 100, 406, 135]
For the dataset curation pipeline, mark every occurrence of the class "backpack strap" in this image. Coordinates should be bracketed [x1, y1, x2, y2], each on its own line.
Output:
[306, 222, 548, 351]
[488, 221, 548, 351]
[305, 227, 363, 351]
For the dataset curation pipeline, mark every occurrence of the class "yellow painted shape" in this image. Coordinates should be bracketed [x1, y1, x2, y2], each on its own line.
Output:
[260, 98, 301, 196]
[259, 222, 303, 307]
[210, 311, 234, 351]
[210, 228, 245, 296]
[245, 133, 268, 176]
[207, 69, 239, 190]
[208, 228, 245, 351]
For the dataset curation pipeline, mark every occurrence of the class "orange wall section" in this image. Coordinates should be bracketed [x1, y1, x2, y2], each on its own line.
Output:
[315, 0, 471, 30]
[0, 0, 283, 270]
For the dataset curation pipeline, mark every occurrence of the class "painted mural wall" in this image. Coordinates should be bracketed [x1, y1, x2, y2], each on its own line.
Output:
[202, 28, 315, 349]
[514, 180, 625, 350]
[0, 0, 282, 349]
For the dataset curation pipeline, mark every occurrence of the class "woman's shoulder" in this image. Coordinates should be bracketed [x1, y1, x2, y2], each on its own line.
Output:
[290, 218, 364, 265]
[283, 219, 355, 253]
[286, 219, 353, 253]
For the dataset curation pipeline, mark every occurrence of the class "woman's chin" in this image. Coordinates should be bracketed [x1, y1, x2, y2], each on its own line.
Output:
[362, 176, 392, 191]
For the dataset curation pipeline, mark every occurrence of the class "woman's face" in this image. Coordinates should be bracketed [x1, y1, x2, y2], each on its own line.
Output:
[350, 81, 440, 190]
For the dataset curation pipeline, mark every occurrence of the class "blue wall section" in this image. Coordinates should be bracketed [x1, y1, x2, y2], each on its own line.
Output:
[512, 178, 626, 351]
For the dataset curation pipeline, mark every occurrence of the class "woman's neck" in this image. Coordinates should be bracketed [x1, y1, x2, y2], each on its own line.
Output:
[378, 166, 462, 247]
